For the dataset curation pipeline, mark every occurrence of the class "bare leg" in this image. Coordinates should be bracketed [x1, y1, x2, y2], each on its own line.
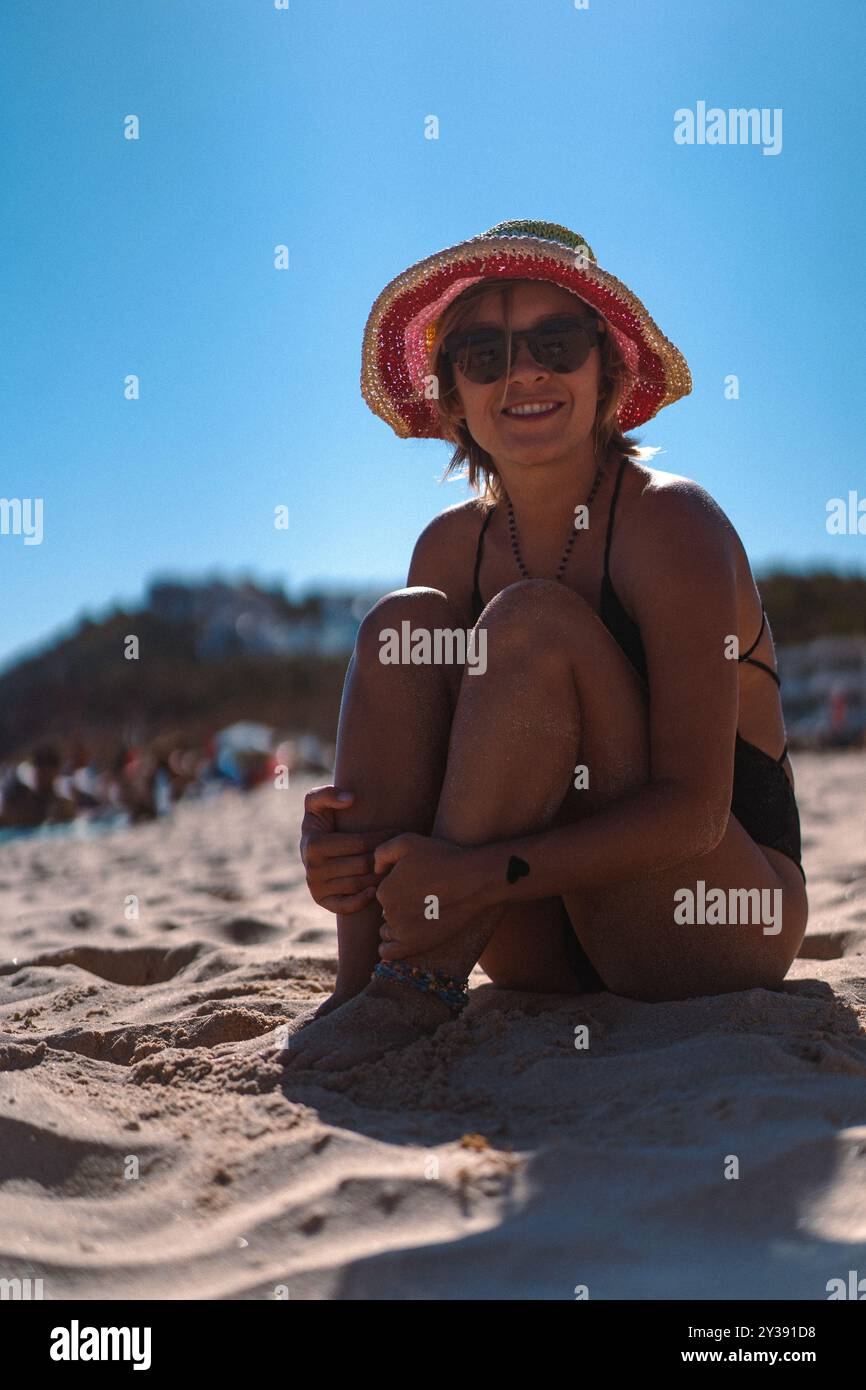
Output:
[326, 587, 463, 999]
[281, 581, 597, 1070]
[405, 582, 585, 979]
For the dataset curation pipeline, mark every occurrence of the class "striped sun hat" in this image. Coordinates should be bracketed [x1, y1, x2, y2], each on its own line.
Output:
[360, 219, 691, 438]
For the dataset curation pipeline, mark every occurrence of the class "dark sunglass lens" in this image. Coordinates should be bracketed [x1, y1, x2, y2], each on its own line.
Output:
[531, 323, 595, 372]
[456, 333, 507, 383]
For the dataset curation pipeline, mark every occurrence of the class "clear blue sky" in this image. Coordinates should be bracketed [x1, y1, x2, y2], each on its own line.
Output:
[2, 0, 864, 672]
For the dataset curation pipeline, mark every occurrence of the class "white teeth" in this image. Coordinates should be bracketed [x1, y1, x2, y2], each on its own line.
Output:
[503, 402, 561, 417]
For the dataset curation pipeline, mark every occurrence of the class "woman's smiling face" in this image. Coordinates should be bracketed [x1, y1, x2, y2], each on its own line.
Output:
[447, 281, 604, 469]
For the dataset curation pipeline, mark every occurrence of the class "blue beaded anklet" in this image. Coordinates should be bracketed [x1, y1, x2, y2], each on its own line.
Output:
[373, 960, 469, 1013]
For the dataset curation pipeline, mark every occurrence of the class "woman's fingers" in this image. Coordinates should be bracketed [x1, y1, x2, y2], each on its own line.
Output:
[304, 785, 354, 812]
[302, 829, 390, 864]
[320, 886, 379, 914]
[317, 871, 379, 894]
[308, 875, 377, 909]
[302, 828, 407, 902]
[300, 814, 408, 911]
[313, 853, 377, 879]
[305, 859, 382, 910]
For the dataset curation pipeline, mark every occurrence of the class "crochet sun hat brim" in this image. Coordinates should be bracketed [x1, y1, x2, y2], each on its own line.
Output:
[360, 219, 691, 438]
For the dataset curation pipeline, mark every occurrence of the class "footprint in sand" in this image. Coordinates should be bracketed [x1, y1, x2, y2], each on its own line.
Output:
[0, 943, 206, 986]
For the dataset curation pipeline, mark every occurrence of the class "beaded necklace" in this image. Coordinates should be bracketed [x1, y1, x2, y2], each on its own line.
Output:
[504, 460, 606, 583]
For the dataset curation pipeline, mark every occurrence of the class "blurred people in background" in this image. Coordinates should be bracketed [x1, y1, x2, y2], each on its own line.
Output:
[0, 744, 77, 828]
[0, 726, 335, 835]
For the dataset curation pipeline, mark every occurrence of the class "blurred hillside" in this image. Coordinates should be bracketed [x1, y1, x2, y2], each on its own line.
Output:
[0, 578, 387, 763]
[757, 571, 866, 642]
[0, 570, 864, 764]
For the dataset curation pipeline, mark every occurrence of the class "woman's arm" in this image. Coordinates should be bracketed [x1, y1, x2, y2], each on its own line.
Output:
[471, 778, 724, 907]
[469, 480, 744, 906]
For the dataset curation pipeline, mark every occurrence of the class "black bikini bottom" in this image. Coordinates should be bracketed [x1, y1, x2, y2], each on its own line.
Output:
[730, 734, 805, 883]
[560, 734, 806, 988]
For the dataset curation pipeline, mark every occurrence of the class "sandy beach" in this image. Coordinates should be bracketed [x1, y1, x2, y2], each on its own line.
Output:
[1, 752, 865, 1301]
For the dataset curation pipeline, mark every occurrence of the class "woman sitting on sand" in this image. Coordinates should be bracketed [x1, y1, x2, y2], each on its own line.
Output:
[282, 220, 808, 1071]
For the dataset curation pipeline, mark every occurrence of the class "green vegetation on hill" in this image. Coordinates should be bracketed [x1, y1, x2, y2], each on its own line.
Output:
[756, 571, 866, 643]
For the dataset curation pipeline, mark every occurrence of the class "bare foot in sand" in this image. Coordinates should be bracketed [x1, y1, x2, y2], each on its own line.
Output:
[310, 987, 360, 1021]
[269, 981, 363, 1053]
[275, 978, 455, 1072]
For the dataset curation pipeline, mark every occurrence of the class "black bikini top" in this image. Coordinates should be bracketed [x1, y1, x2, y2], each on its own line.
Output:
[470, 454, 783, 692]
[598, 457, 782, 690]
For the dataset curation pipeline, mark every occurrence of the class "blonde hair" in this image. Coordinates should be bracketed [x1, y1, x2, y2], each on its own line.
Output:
[427, 278, 653, 505]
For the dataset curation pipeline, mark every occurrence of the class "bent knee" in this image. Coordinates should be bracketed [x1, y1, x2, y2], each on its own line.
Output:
[479, 579, 595, 662]
[485, 577, 589, 614]
[354, 587, 460, 666]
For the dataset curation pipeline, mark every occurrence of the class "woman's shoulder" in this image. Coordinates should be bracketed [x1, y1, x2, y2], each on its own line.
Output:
[617, 459, 772, 678]
[622, 458, 744, 560]
[407, 498, 489, 593]
[611, 458, 754, 624]
[412, 498, 488, 556]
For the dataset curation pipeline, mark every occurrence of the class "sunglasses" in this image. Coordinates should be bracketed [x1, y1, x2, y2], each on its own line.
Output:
[442, 314, 605, 385]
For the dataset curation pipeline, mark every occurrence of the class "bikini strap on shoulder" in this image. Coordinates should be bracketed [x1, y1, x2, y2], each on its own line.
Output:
[603, 455, 629, 576]
[472, 505, 495, 608]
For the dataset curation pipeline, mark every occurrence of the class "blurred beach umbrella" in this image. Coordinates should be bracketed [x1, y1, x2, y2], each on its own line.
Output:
[214, 722, 276, 788]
